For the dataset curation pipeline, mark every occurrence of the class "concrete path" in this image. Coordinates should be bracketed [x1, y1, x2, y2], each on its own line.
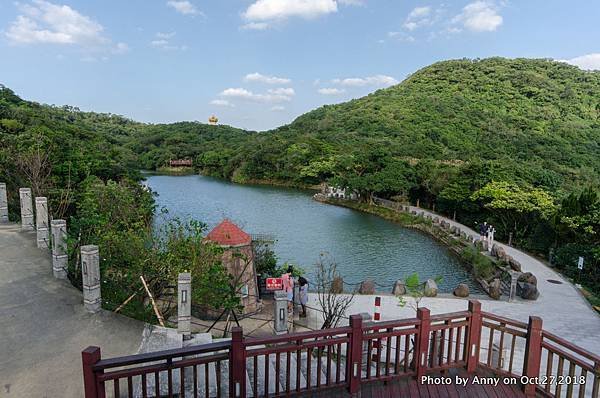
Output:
[0, 223, 145, 398]
[307, 205, 600, 358]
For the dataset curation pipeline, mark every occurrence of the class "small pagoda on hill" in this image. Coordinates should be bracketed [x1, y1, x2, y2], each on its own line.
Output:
[204, 219, 259, 315]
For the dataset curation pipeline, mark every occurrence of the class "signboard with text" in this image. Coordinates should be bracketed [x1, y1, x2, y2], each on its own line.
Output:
[578, 257, 584, 270]
[266, 277, 283, 291]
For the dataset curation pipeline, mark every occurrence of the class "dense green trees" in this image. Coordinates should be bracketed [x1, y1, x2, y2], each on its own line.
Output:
[1, 57, 599, 300]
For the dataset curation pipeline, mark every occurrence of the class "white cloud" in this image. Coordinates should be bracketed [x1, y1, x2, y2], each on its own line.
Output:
[166, 1, 201, 16]
[112, 42, 129, 54]
[388, 31, 415, 42]
[268, 87, 295, 96]
[241, 22, 270, 30]
[403, 6, 431, 31]
[332, 75, 398, 87]
[220, 87, 294, 103]
[6, 0, 107, 46]
[156, 32, 176, 39]
[561, 54, 600, 71]
[453, 1, 503, 32]
[244, 72, 291, 85]
[210, 99, 235, 107]
[150, 32, 186, 51]
[318, 87, 345, 95]
[270, 105, 286, 112]
[243, 0, 338, 22]
[338, 0, 364, 5]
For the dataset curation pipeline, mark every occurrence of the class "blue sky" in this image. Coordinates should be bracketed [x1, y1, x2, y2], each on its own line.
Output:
[1, 0, 599, 131]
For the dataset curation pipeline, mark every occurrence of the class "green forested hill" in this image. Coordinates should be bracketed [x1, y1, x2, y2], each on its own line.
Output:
[1, 57, 599, 295]
[260, 58, 600, 190]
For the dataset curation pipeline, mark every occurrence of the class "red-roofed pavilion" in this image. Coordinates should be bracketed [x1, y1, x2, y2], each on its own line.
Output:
[205, 219, 259, 315]
[205, 219, 252, 247]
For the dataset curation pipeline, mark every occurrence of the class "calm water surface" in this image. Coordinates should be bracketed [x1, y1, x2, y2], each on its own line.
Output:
[145, 174, 482, 293]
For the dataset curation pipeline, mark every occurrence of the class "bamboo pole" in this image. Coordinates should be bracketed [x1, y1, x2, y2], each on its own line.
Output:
[114, 291, 137, 313]
[140, 276, 165, 327]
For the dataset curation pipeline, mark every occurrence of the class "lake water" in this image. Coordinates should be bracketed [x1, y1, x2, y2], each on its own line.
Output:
[145, 174, 483, 293]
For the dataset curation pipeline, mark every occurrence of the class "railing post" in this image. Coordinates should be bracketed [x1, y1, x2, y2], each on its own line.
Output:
[522, 316, 543, 398]
[416, 307, 431, 379]
[466, 300, 482, 373]
[347, 314, 363, 395]
[229, 327, 246, 398]
[82, 346, 103, 398]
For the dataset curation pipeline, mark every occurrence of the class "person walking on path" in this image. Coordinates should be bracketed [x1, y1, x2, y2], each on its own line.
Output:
[281, 265, 295, 313]
[298, 276, 309, 317]
[479, 221, 488, 240]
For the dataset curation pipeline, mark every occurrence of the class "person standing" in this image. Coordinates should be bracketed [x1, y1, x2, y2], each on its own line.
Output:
[479, 221, 488, 240]
[298, 276, 309, 317]
[281, 265, 295, 313]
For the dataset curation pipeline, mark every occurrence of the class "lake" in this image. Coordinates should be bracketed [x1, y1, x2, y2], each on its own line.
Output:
[145, 174, 483, 294]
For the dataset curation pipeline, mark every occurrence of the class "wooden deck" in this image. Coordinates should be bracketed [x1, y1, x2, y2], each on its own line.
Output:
[300, 369, 526, 398]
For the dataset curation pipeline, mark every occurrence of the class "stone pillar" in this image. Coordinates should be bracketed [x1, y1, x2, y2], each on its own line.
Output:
[35, 197, 49, 249]
[0, 183, 8, 223]
[51, 219, 68, 279]
[81, 245, 101, 313]
[509, 272, 519, 302]
[273, 290, 288, 335]
[19, 188, 34, 231]
[178, 272, 192, 338]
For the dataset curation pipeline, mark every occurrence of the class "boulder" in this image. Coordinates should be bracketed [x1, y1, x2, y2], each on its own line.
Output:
[488, 278, 502, 300]
[424, 279, 438, 297]
[330, 276, 344, 294]
[433, 217, 440, 224]
[509, 257, 522, 272]
[453, 283, 470, 298]
[392, 280, 406, 295]
[491, 244, 500, 257]
[495, 246, 507, 261]
[481, 240, 489, 252]
[519, 282, 539, 300]
[358, 279, 376, 295]
[518, 272, 537, 286]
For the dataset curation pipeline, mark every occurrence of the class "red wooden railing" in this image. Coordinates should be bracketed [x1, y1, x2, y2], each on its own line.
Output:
[82, 300, 600, 397]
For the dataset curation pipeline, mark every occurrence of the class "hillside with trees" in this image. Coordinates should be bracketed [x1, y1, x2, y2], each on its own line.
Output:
[1, 57, 599, 303]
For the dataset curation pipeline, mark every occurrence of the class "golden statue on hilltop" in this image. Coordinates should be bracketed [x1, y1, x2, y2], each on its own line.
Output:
[208, 115, 218, 125]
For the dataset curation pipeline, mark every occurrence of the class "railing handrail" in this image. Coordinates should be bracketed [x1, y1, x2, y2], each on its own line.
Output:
[244, 325, 352, 347]
[542, 330, 600, 364]
[92, 340, 232, 371]
[83, 302, 600, 398]
[481, 310, 529, 329]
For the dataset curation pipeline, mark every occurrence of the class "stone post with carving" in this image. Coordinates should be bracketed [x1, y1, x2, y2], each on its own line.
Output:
[51, 219, 68, 279]
[0, 183, 8, 223]
[178, 272, 192, 338]
[35, 197, 49, 249]
[81, 245, 101, 313]
[19, 188, 34, 231]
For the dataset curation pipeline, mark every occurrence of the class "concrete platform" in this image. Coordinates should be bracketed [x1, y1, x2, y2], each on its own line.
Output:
[0, 223, 146, 398]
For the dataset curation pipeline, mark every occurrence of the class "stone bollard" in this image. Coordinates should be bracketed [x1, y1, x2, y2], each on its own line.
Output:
[35, 197, 49, 249]
[273, 290, 288, 335]
[0, 183, 8, 223]
[509, 273, 518, 302]
[178, 272, 192, 338]
[50, 219, 68, 279]
[81, 245, 101, 313]
[19, 188, 34, 231]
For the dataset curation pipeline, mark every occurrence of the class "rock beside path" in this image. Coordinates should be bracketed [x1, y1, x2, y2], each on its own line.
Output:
[424, 279, 438, 297]
[453, 283, 470, 298]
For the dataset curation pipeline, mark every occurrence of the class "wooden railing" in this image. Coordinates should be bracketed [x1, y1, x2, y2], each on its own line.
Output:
[82, 300, 600, 397]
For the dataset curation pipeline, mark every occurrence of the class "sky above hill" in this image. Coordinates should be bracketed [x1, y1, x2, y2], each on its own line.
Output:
[1, 0, 599, 131]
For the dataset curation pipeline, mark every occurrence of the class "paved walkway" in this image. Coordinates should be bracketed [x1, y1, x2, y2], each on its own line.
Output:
[0, 223, 145, 398]
[307, 206, 600, 358]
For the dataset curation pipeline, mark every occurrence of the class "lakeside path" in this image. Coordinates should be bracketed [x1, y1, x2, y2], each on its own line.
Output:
[0, 223, 145, 398]
[308, 204, 600, 358]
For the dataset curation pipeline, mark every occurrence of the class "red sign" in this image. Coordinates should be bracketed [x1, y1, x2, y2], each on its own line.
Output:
[266, 277, 283, 291]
